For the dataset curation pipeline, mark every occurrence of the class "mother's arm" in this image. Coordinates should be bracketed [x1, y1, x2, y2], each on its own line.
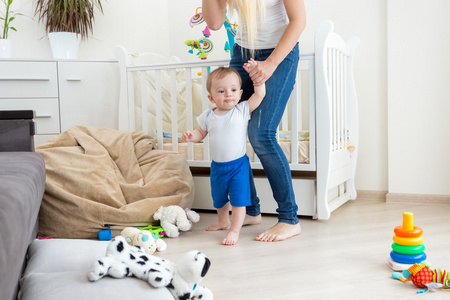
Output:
[201, 0, 228, 30]
[249, 0, 306, 86]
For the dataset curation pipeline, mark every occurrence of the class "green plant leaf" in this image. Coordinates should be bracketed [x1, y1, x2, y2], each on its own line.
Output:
[34, 0, 104, 40]
[1, 0, 24, 39]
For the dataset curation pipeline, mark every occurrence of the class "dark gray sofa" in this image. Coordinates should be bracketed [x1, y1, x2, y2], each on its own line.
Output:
[0, 111, 45, 300]
[0, 152, 45, 300]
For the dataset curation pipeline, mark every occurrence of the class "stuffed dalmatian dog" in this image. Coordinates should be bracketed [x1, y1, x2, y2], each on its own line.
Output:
[167, 250, 213, 300]
[88, 236, 213, 300]
[88, 236, 173, 287]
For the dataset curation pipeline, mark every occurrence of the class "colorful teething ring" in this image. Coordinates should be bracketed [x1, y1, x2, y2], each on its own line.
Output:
[394, 225, 423, 238]
[391, 243, 425, 255]
[392, 235, 423, 246]
[390, 251, 427, 264]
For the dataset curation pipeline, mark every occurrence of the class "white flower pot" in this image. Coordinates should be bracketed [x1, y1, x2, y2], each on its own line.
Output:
[48, 32, 80, 59]
[0, 39, 14, 58]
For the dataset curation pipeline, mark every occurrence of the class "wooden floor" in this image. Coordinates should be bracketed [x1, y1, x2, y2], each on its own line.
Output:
[157, 198, 450, 300]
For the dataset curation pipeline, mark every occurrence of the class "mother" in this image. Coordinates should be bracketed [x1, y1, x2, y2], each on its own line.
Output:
[202, 0, 306, 242]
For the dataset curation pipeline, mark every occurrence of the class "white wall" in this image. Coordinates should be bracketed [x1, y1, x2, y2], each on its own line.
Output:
[387, 0, 450, 195]
[5, 0, 389, 192]
[301, 0, 388, 192]
[11, 0, 170, 59]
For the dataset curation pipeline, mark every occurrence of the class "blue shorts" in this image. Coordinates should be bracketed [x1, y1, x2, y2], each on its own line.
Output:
[210, 155, 251, 209]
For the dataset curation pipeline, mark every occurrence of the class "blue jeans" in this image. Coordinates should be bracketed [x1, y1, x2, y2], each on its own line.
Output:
[230, 43, 300, 225]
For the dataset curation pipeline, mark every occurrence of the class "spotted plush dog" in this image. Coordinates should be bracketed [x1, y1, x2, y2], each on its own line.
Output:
[88, 236, 213, 299]
[88, 236, 173, 287]
[167, 250, 212, 300]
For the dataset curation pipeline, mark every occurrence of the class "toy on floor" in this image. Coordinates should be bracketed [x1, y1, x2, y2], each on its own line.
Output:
[88, 236, 213, 300]
[387, 212, 426, 271]
[98, 228, 112, 241]
[153, 205, 200, 238]
[392, 261, 450, 293]
[139, 224, 166, 238]
[120, 227, 167, 255]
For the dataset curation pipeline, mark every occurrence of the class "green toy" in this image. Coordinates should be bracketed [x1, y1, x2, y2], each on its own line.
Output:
[139, 225, 165, 238]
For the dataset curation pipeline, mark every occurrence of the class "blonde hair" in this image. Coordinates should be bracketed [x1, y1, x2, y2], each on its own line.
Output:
[227, 0, 266, 57]
[206, 67, 242, 94]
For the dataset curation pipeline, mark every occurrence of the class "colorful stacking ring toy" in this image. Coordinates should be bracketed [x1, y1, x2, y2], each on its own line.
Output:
[392, 235, 423, 246]
[391, 243, 425, 255]
[394, 225, 423, 238]
[390, 251, 427, 264]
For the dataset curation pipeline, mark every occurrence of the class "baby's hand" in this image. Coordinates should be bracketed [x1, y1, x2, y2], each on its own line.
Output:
[243, 58, 257, 73]
[181, 131, 193, 142]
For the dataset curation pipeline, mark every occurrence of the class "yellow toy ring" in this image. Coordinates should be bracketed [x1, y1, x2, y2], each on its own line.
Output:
[392, 235, 424, 246]
[394, 225, 423, 238]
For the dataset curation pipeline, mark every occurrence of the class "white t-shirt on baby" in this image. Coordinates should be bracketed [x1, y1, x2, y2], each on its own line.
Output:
[197, 101, 250, 163]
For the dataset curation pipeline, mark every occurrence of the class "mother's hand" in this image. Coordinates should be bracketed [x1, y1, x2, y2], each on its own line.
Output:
[247, 59, 277, 86]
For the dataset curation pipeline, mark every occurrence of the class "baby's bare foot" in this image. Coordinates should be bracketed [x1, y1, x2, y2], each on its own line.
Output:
[206, 221, 230, 231]
[222, 231, 239, 245]
[243, 214, 262, 226]
[255, 222, 301, 242]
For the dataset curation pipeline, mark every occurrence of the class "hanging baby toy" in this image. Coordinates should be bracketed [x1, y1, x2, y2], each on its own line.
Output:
[223, 13, 238, 56]
[185, 7, 237, 60]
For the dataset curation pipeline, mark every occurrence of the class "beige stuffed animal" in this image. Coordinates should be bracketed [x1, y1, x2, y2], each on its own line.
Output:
[153, 205, 200, 237]
[120, 227, 167, 254]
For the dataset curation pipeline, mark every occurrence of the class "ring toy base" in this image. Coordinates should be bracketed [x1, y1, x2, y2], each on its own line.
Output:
[390, 250, 427, 264]
[386, 256, 412, 271]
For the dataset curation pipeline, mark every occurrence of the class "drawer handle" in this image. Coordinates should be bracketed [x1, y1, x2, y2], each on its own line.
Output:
[0, 78, 50, 81]
[65, 78, 81, 81]
[35, 114, 52, 119]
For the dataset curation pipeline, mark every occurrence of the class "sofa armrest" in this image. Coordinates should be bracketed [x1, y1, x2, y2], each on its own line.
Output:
[0, 110, 36, 152]
[0, 153, 45, 300]
[0, 109, 45, 300]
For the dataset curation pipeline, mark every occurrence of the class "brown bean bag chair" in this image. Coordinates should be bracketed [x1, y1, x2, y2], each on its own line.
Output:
[36, 126, 194, 239]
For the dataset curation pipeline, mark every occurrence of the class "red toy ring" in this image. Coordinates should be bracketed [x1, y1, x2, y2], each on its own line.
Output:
[394, 225, 423, 238]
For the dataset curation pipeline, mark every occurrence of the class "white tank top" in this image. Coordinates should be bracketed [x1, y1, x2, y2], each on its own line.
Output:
[235, 0, 289, 49]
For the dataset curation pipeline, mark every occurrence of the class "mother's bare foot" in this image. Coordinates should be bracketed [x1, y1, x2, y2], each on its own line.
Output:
[243, 214, 262, 226]
[206, 221, 230, 231]
[255, 222, 301, 242]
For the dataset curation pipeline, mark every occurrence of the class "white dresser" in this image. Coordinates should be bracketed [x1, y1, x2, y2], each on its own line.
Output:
[0, 59, 120, 146]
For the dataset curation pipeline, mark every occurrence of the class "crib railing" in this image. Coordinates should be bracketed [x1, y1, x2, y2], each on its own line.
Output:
[115, 46, 317, 171]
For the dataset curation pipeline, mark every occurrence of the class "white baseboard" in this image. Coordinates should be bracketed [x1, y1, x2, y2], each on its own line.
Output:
[386, 193, 450, 205]
[356, 190, 387, 201]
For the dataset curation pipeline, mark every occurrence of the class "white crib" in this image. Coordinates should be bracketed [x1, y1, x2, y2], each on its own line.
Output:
[115, 20, 359, 220]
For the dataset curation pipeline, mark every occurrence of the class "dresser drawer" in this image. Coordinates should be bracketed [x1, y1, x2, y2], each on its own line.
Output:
[0, 99, 60, 134]
[0, 61, 58, 98]
[35, 134, 57, 147]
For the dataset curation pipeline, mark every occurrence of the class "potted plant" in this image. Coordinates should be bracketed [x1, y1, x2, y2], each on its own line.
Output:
[1, 0, 22, 58]
[34, 0, 103, 59]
